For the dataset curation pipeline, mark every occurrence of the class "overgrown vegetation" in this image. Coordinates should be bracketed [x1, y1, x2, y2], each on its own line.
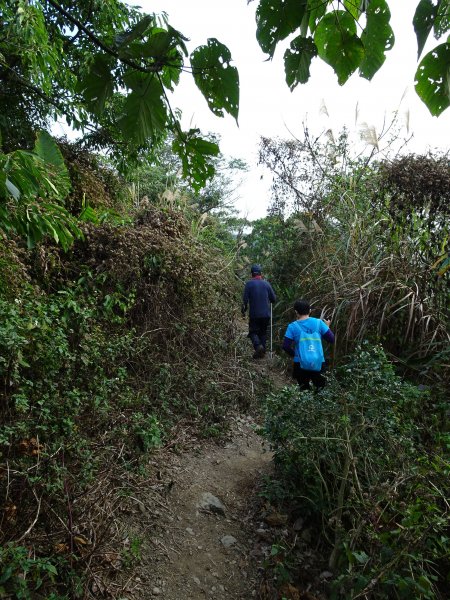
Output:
[1, 2, 449, 597]
[0, 137, 257, 597]
[263, 347, 449, 599]
[246, 130, 449, 384]
[245, 128, 449, 598]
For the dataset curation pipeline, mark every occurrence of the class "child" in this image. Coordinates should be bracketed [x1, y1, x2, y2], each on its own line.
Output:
[282, 299, 334, 390]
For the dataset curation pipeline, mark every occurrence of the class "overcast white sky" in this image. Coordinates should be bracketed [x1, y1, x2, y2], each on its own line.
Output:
[141, 2, 449, 218]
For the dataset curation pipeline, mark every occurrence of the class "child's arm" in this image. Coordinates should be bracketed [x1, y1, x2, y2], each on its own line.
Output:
[321, 319, 335, 344]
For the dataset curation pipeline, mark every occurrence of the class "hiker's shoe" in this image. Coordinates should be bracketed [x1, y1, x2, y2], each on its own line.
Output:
[256, 344, 265, 358]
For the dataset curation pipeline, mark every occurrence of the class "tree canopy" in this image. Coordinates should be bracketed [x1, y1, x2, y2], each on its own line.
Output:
[0, 0, 240, 187]
[251, 0, 450, 116]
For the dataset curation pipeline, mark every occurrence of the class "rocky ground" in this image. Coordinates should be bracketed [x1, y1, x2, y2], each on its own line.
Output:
[107, 355, 330, 600]
[130, 415, 274, 600]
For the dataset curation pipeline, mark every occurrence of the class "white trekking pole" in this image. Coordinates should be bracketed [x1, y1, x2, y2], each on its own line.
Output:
[270, 303, 273, 359]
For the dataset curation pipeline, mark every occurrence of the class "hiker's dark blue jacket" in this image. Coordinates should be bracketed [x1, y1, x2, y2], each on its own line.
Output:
[242, 278, 276, 318]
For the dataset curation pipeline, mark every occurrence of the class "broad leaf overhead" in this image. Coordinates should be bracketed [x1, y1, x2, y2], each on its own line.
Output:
[172, 129, 220, 192]
[253, 0, 450, 115]
[314, 11, 365, 85]
[434, 0, 450, 38]
[120, 73, 167, 145]
[415, 42, 450, 115]
[359, 0, 395, 80]
[284, 35, 317, 89]
[77, 54, 115, 116]
[256, 0, 307, 57]
[413, 0, 439, 58]
[191, 39, 239, 122]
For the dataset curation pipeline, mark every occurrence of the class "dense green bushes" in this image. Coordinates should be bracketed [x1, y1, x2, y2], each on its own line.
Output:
[246, 135, 449, 599]
[263, 346, 449, 599]
[0, 202, 254, 598]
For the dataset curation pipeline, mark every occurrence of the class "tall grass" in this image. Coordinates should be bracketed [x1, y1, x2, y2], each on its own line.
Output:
[245, 161, 449, 382]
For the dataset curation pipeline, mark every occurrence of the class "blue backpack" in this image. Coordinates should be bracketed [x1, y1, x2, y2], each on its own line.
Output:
[294, 319, 324, 372]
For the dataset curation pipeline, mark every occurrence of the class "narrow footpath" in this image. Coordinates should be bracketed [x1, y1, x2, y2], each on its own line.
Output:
[136, 414, 274, 599]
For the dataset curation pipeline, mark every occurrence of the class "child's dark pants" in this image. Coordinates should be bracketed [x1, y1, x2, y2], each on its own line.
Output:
[293, 362, 326, 390]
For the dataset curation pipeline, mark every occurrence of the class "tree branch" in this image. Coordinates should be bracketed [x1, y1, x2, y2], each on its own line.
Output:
[45, 0, 161, 74]
[3, 65, 65, 113]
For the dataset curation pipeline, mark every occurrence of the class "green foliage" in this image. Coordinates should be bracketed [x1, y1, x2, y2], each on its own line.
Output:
[132, 413, 162, 451]
[253, 0, 449, 115]
[0, 544, 74, 600]
[33, 132, 71, 199]
[284, 35, 317, 89]
[120, 536, 143, 568]
[0, 132, 81, 249]
[172, 130, 220, 192]
[1, 0, 240, 186]
[256, 0, 307, 58]
[415, 41, 450, 116]
[263, 346, 449, 599]
[359, 0, 395, 80]
[314, 11, 365, 85]
[119, 73, 167, 146]
[0, 202, 256, 594]
[191, 39, 239, 121]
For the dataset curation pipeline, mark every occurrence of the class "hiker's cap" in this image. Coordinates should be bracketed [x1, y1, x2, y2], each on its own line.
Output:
[251, 264, 262, 274]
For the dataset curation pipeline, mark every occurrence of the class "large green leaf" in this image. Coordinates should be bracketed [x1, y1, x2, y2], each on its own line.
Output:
[413, 0, 438, 59]
[256, 0, 308, 57]
[307, 0, 329, 33]
[77, 54, 115, 116]
[314, 11, 365, 84]
[119, 73, 167, 145]
[33, 131, 64, 171]
[33, 131, 71, 199]
[344, 0, 361, 19]
[415, 42, 450, 115]
[284, 35, 317, 89]
[139, 29, 175, 58]
[138, 26, 188, 58]
[172, 130, 219, 192]
[434, 0, 450, 39]
[190, 39, 239, 121]
[159, 52, 183, 90]
[359, 0, 394, 80]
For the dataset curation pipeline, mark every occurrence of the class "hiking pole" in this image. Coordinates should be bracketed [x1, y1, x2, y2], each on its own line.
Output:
[270, 303, 273, 359]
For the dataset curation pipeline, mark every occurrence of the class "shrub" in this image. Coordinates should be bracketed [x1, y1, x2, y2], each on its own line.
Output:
[0, 203, 256, 596]
[263, 346, 449, 599]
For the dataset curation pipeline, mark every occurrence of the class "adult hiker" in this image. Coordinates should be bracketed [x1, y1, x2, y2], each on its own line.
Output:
[241, 264, 276, 359]
[282, 299, 335, 390]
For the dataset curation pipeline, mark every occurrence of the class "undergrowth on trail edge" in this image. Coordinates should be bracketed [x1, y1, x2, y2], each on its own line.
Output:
[0, 205, 261, 598]
[262, 345, 450, 600]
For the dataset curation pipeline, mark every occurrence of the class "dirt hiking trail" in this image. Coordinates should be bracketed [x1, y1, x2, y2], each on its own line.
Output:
[134, 413, 274, 600]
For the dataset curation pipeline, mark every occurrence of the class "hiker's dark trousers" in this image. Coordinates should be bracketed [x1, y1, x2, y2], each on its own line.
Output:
[248, 317, 270, 350]
[293, 362, 326, 391]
